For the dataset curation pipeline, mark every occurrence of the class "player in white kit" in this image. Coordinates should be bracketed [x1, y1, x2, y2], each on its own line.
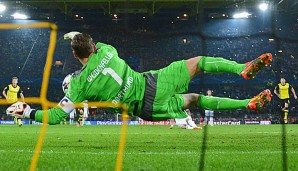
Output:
[169, 109, 201, 130]
[204, 89, 214, 126]
[69, 109, 76, 125]
[83, 101, 89, 124]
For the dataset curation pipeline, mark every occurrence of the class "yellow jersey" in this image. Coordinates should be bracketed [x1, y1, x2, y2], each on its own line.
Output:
[276, 83, 291, 99]
[3, 84, 22, 103]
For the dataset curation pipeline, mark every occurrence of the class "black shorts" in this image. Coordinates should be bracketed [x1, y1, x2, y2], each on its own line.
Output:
[278, 98, 290, 109]
[280, 98, 290, 105]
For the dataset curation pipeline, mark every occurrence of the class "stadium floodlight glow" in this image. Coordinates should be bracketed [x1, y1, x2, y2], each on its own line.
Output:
[233, 12, 251, 19]
[259, 3, 268, 11]
[0, 4, 6, 12]
[11, 13, 28, 19]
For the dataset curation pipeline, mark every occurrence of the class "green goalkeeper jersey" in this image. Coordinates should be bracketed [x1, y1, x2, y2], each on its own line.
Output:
[34, 42, 146, 124]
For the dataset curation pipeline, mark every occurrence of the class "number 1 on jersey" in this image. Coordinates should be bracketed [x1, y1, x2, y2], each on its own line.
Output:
[102, 68, 123, 85]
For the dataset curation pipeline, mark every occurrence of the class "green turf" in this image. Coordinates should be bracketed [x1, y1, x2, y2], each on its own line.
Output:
[0, 124, 298, 171]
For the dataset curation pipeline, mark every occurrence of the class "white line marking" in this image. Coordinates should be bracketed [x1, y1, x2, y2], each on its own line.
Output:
[256, 132, 280, 134]
[0, 150, 297, 155]
[0, 132, 185, 135]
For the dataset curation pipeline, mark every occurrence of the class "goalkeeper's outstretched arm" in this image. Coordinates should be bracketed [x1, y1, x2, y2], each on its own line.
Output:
[6, 96, 74, 125]
[30, 107, 69, 125]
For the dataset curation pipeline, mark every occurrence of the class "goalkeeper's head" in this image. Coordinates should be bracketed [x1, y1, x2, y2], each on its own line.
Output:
[71, 33, 96, 60]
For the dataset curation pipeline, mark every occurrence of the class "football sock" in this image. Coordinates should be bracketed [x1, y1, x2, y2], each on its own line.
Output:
[284, 111, 288, 124]
[204, 117, 208, 124]
[197, 95, 250, 110]
[209, 117, 214, 125]
[198, 56, 246, 75]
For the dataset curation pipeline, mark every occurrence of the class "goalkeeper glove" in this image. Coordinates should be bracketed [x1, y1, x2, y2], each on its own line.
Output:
[6, 102, 31, 119]
[64, 31, 81, 40]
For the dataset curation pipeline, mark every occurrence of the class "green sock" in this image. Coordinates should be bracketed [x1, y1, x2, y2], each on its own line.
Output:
[197, 95, 250, 110]
[198, 56, 246, 75]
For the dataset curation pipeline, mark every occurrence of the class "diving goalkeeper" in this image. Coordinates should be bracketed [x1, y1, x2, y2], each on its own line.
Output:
[7, 32, 272, 124]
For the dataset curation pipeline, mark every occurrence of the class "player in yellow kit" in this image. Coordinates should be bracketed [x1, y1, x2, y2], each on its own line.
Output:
[274, 77, 297, 123]
[2, 77, 25, 126]
[76, 109, 84, 126]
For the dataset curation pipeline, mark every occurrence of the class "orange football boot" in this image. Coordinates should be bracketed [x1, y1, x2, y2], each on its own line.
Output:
[241, 53, 272, 80]
[193, 127, 202, 130]
[247, 89, 272, 110]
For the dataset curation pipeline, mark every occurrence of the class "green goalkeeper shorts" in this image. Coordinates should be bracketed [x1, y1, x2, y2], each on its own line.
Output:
[139, 60, 190, 121]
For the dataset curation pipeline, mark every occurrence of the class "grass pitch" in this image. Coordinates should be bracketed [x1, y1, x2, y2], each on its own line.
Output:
[0, 124, 297, 171]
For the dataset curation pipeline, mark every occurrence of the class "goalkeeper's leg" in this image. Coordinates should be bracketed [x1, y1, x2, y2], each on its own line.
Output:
[186, 53, 272, 80]
[182, 89, 271, 111]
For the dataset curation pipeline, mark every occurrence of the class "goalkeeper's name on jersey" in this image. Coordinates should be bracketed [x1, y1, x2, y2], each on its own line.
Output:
[112, 76, 134, 104]
[87, 51, 114, 82]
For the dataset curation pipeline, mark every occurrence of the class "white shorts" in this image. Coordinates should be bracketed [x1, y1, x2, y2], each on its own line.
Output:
[205, 110, 214, 117]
